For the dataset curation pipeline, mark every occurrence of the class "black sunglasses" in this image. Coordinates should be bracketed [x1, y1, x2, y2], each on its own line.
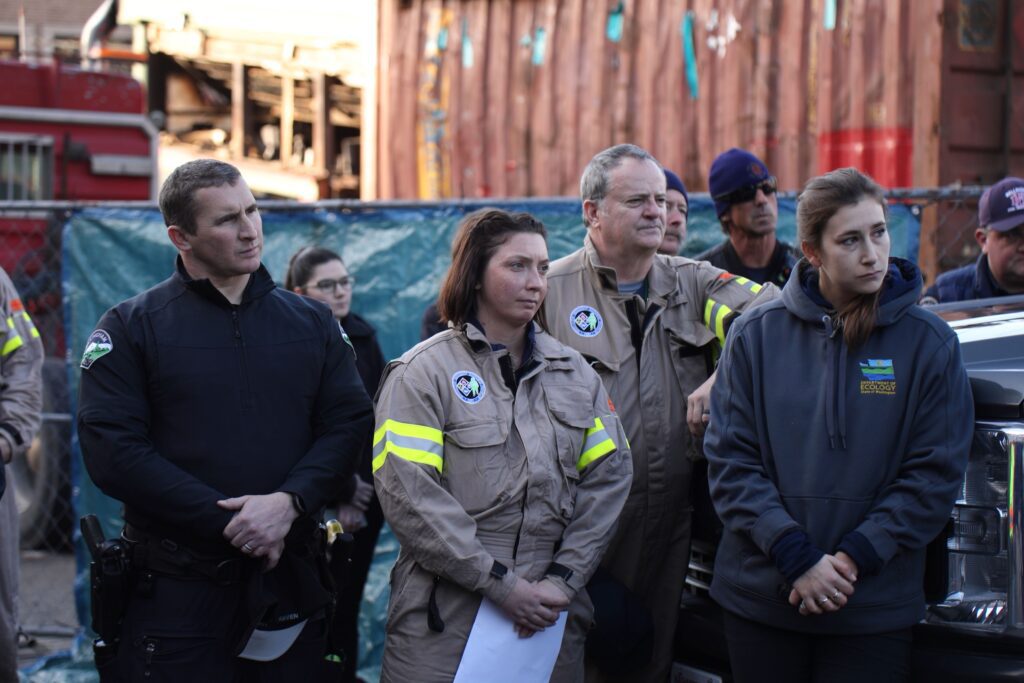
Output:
[713, 176, 777, 206]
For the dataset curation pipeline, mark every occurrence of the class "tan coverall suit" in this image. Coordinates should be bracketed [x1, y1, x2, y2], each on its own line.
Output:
[545, 236, 777, 682]
[0, 268, 42, 683]
[373, 322, 632, 683]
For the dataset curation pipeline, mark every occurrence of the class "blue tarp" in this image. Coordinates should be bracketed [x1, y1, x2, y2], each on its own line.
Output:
[45, 195, 919, 682]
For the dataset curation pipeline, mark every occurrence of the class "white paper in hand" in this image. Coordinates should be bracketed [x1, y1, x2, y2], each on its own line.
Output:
[452, 598, 568, 683]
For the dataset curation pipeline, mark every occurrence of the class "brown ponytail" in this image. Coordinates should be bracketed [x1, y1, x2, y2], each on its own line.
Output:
[836, 288, 882, 349]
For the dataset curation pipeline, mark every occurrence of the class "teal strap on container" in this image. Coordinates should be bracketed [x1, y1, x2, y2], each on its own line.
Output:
[823, 0, 837, 30]
[606, 1, 624, 43]
[532, 27, 547, 66]
[682, 11, 699, 100]
[461, 16, 474, 68]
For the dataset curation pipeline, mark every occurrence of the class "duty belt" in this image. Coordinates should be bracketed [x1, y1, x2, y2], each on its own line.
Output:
[123, 524, 249, 585]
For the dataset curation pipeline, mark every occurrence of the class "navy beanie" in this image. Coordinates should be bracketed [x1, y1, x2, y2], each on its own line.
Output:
[663, 169, 689, 208]
[708, 148, 771, 217]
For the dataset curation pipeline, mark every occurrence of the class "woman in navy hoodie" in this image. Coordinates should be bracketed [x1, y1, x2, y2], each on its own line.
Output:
[704, 168, 973, 682]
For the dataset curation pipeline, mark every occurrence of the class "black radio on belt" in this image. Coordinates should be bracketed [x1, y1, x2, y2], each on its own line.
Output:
[81, 514, 133, 657]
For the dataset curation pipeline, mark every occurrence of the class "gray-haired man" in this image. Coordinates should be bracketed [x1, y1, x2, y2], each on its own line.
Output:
[545, 144, 777, 682]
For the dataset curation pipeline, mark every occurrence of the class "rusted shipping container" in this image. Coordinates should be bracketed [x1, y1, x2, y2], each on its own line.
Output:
[375, 0, 1023, 279]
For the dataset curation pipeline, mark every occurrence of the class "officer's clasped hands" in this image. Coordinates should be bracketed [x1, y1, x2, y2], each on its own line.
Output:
[218, 491, 299, 570]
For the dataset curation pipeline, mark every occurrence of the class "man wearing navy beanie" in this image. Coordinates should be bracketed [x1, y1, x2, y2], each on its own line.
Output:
[658, 169, 688, 255]
[696, 148, 799, 287]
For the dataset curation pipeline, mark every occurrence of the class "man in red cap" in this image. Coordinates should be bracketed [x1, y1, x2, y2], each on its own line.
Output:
[922, 176, 1024, 303]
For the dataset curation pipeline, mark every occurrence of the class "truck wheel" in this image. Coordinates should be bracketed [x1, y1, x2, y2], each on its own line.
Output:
[11, 359, 71, 550]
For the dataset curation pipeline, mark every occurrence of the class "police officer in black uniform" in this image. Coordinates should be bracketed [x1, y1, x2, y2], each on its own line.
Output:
[77, 158, 373, 681]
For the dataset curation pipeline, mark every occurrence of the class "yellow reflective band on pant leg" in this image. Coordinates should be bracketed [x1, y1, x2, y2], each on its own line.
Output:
[578, 417, 615, 471]
[372, 419, 444, 473]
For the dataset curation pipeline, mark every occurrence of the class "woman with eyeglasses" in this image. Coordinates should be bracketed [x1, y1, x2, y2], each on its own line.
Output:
[703, 168, 973, 682]
[285, 246, 385, 683]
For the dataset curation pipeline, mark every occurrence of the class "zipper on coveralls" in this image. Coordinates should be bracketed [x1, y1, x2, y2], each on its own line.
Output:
[499, 353, 528, 562]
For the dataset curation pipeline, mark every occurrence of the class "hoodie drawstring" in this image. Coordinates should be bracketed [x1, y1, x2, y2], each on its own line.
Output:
[837, 344, 848, 449]
[821, 314, 847, 450]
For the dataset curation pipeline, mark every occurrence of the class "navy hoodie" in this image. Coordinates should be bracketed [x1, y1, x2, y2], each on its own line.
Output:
[705, 257, 973, 634]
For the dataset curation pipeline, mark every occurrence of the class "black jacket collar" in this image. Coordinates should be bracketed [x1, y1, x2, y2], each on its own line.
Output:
[174, 256, 276, 307]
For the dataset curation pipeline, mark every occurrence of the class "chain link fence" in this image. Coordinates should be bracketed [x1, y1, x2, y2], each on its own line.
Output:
[1, 187, 993, 550]
[1, 208, 71, 557]
[0, 187, 993, 667]
[0, 207, 77, 668]
[887, 185, 988, 284]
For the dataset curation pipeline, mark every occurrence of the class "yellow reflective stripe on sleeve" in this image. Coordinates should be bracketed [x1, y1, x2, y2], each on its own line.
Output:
[578, 417, 616, 471]
[21, 312, 39, 338]
[733, 276, 763, 294]
[2, 317, 22, 356]
[372, 419, 444, 473]
[2, 334, 22, 356]
[703, 299, 733, 345]
[703, 299, 715, 330]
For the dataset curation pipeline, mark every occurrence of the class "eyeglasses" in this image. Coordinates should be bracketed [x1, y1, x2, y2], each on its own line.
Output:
[311, 277, 355, 293]
[713, 176, 778, 206]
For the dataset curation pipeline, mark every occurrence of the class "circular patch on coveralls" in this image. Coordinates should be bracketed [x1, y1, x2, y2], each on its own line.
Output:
[569, 305, 603, 338]
[451, 371, 486, 404]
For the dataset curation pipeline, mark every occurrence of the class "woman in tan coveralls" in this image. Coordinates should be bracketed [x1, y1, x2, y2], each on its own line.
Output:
[373, 209, 632, 682]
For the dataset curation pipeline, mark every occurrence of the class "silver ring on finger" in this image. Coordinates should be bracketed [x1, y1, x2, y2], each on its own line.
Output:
[242, 542, 254, 554]
[817, 595, 830, 605]
[831, 590, 841, 601]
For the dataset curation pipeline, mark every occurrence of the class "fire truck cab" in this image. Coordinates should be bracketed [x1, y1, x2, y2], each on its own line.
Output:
[0, 58, 156, 547]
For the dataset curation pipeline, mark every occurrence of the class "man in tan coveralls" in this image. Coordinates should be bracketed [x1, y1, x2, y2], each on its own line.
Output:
[545, 144, 777, 682]
[0, 267, 43, 683]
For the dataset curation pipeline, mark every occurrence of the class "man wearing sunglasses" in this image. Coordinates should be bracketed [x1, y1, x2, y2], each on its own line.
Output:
[697, 148, 800, 288]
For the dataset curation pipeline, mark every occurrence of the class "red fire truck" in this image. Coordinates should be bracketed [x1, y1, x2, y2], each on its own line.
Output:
[0, 57, 156, 546]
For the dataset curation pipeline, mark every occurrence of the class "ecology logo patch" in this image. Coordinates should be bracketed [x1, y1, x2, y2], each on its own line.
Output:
[569, 305, 603, 338]
[859, 358, 895, 395]
[451, 371, 486, 404]
[81, 329, 113, 369]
